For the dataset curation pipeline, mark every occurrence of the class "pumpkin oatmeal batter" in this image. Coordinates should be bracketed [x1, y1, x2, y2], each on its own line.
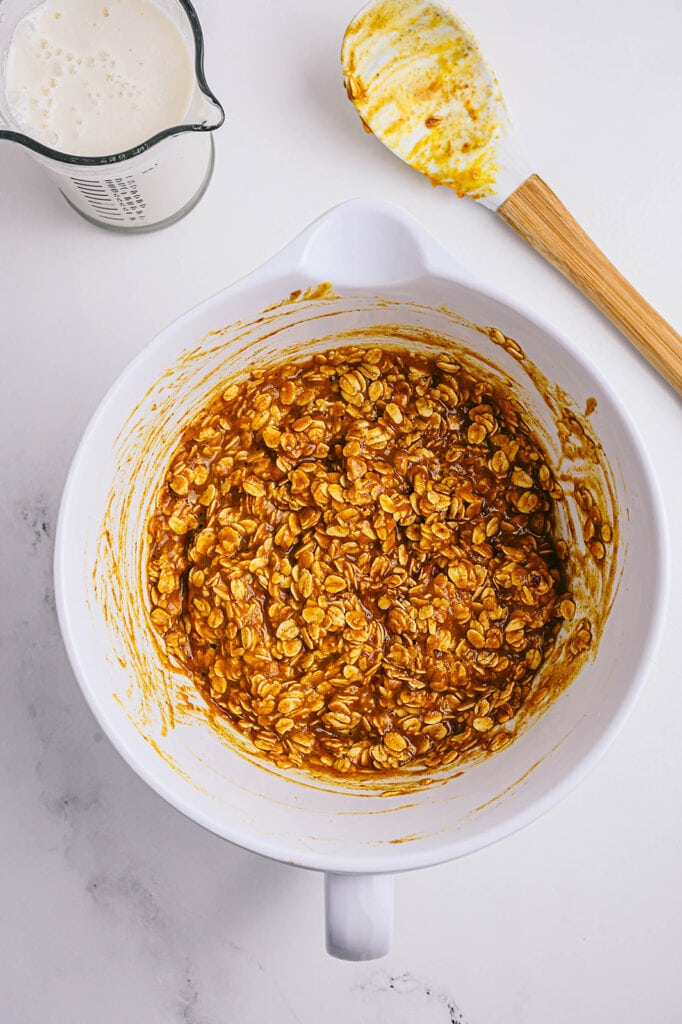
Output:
[146, 346, 581, 777]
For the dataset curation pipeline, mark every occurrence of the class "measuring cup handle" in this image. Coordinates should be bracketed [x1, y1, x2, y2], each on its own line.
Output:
[324, 872, 394, 961]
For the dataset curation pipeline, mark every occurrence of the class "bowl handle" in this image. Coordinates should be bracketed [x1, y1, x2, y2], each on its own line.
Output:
[324, 872, 394, 960]
[224, 199, 482, 295]
[296, 200, 430, 287]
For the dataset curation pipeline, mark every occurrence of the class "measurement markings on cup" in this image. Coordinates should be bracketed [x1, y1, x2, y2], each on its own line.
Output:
[71, 178, 128, 221]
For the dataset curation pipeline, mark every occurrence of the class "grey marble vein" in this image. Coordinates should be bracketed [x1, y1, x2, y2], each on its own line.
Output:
[357, 969, 470, 1023]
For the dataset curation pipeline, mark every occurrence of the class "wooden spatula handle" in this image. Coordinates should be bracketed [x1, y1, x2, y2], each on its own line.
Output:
[498, 174, 682, 393]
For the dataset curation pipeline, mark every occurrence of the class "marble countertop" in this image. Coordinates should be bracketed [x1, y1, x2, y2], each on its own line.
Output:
[1, 0, 681, 1020]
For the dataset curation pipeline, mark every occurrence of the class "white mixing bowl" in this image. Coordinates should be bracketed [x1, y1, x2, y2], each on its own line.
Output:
[54, 199, 667, 960]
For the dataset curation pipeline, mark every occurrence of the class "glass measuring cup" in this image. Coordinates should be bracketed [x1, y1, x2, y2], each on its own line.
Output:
[0, 0, 224, 231]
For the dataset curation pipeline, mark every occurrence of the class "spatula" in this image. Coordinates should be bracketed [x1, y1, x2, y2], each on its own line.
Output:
[342, 0, 682, 393]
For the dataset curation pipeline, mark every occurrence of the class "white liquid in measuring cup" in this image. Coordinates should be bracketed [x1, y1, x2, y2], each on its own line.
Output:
[1, 0, 222, 230]
[4, 0, 194, 156]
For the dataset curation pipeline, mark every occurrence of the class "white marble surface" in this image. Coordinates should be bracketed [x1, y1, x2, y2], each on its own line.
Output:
[1, 0, 681, 1020]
